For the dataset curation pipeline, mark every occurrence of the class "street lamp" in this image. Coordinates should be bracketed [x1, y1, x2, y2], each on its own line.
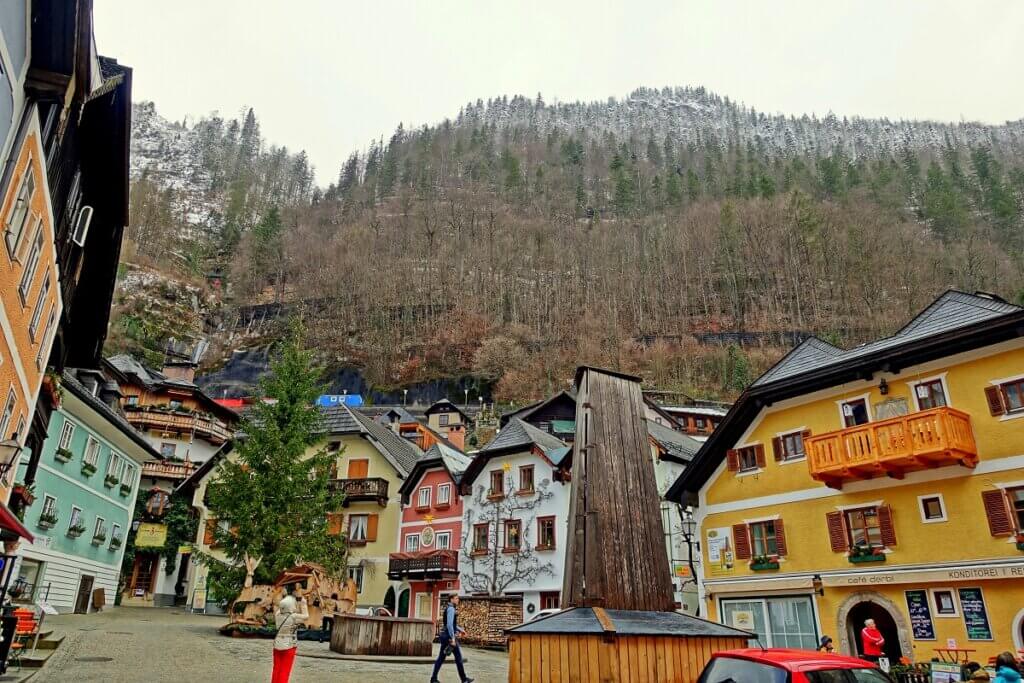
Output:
[403, 389, 408, 406]
[678, 507, 701, 616]
[0, 436, 24, 481]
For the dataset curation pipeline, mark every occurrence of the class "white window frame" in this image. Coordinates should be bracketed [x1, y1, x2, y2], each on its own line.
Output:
[58, 418, 75, 450]
[4, 166, 35, 260]
[111, 523, 123, 545]
[836, 393, 873, 427]
[348, 514, 368, 542]
[917, 493, 948, 524]
[347, 565, 364, 593]
[910, 373, 951, 412]
[17, 221, 43, 305]
[405, 533, 420, 552]
[41, 494, 57, 517]
[83, 437, 100, 467]
[94, 516, 106, 538]
[437, 483, 451, 505]
[930, 588, 960, 618]
[28, 275, 49, 342]
[36, 305, 56, 369]
[776, 428, 808, 463]
[0, 386, 16, 440]
[106, 453, 124, 479]
[68, 506, 82, 529]
[122, 464, 135, 489]
[417, 486, 431, 508]
[435, 531, 451, 549]
[439, 413, 449, 426]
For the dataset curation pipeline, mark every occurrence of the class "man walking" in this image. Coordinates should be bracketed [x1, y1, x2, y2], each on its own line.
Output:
[430, 594, 473, 683]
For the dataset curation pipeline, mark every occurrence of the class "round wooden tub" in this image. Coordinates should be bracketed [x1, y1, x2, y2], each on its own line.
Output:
[329, 613, 435, 657]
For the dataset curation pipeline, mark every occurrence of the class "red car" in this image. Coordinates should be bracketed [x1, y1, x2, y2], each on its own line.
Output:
[697, 648, 891, 683]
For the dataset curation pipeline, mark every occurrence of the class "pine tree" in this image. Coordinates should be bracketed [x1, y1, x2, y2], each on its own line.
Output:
[665, 170, 683, 206]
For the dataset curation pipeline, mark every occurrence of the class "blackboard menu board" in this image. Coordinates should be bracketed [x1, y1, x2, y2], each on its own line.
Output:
[904, 590, 935, 640]
[958, 587, 993, 641]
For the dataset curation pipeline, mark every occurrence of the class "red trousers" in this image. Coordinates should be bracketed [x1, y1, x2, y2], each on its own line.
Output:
[272, 647, 297, 683]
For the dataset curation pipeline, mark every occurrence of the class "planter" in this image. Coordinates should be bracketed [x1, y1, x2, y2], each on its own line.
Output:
[42, 374, 62, 409]
[104, 476, 119, 488]
[119, 484, 132, 496]
[1016, 542, 1024, 552]
[81, 464, 96, 477]
[37, 517, 57, 530]
[750, 561, 780, 571]
[849, 553, 886, 564]
[55, 448, 72, 463]
[91, 536, 107, 546]
[109, 540, 122, 550]
[67, 526, 86, 538]
[11, 485, 35, 506]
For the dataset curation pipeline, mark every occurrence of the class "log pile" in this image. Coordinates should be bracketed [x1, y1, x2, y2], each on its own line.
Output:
[458, 596, 524, 648]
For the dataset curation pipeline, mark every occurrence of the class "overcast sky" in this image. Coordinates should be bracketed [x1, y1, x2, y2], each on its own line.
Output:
[95, 1, 1024, 184]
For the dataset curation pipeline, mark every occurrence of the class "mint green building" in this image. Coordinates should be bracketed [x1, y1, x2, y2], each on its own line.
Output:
[13, 369, 158, 613]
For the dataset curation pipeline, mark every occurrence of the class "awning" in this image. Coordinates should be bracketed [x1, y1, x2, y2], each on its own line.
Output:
[0, 500, 33, 542]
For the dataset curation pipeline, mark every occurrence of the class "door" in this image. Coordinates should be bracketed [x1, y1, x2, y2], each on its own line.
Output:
[74, 575, 94, 614]
[398, 588, 410, 618]
[847, 601, 903, 661]
[130, 555, 158, 596]
[842, 398, 869, 427]
[347, 459, 369, 479]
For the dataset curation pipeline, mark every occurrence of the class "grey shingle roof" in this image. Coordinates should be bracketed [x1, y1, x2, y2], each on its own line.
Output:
[318, 405, 363, 434]
[481, 418, 567, 455]
[375, 406, 419, 426]
[61, 369, 161, 461]
[507, 607, 751, 638]
[646, 419, 701, 462]
[320, 404, 423, 476]
[753, 291, 1022, 386]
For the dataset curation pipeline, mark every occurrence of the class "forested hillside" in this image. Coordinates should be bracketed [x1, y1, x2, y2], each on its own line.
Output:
[109, 88, 1024, 402]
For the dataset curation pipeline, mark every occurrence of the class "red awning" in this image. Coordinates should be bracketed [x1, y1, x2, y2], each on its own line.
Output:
[0, 499, 33, 542]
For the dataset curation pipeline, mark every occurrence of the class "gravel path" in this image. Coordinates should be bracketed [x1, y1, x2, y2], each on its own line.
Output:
[35, 607, 509, 682]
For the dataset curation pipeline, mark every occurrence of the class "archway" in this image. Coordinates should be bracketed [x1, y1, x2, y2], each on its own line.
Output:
[397, 588, 410, 618]
[383, 587, 396, 614]
[836, 591, 913, 660]
[1013, 608, 1024, 651]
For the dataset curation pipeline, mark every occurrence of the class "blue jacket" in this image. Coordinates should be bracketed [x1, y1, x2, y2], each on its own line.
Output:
[996, 666, 1022, 683]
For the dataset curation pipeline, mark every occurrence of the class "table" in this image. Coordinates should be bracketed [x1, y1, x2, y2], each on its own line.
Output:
[933, 648, 976, 664]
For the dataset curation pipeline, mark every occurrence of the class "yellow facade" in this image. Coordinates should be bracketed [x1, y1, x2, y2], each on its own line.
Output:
[699, 337, 1024, 660]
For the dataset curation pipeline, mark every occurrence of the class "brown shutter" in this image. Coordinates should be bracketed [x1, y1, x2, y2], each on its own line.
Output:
[327, 513, 343, 536]
[203, 519, 215, 546]
[826, 511, 848, 552]
[726, 449, 740, 472]
[800, 430, 812, 455]
[732, 523, 751, 560]
[772, 437, 784, 462]
[347, 459, 369, 479]
[981, 490, 1014, 536]
[878, 504, 897, 547]
[774, 519, 787, 557]
[367, 513, 379, 542]
[985, 386, 1007, 416]
[754, 444, 766, 469]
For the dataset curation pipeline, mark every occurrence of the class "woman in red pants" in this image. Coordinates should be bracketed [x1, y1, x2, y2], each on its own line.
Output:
[272, 594, 308, 683]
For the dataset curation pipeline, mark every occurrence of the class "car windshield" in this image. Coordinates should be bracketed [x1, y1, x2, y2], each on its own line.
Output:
[807, 669, 888, 683]
[697, 657, 789, 683]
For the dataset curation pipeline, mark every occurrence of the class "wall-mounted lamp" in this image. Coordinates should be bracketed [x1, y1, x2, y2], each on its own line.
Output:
[812, 573, 824, 596]
[879, 378, 889, 396]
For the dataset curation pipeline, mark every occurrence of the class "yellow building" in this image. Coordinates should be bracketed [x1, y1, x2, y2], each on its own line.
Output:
[668, 290, 1024, 662]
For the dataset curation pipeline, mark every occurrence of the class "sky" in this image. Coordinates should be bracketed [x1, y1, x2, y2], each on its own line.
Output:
[95, 1, 1024, 184]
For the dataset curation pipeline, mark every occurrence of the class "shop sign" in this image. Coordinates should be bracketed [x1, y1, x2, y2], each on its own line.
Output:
[730, 610, 755, 631]
[957, 587, 992, 641]
[706, 527, 734, 575]
[673, 563, 692, 578]
[135, 523, 168, 548]
[904, 590, 935, 640]
[822, 563, 1024, 587]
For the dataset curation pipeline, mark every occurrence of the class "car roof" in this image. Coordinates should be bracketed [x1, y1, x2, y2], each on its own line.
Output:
[713, 649, 876, 672]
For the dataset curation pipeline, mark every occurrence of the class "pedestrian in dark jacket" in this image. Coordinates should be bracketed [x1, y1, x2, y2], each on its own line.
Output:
[430, 595, 473, 683]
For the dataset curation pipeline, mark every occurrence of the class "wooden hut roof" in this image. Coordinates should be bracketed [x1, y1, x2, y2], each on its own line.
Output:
[507, 607, 751, 638]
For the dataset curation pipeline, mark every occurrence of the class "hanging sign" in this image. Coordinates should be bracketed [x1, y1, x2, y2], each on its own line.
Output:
[706, 527, 734, 575]
[731, 610, 755, 631]
[135, 523, 168, 548]
[904, 590, 936, 640]
[957, 587, 993, 640]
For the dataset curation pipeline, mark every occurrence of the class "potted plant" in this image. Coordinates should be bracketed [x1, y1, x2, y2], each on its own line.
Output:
[67, 522, 86, 538]
[750, 554, 781, 571]
[104, 474, 119, 488]
[848, 543, 886, 564]
[81, 462, 97, 477]
[37, 512, 58, 529]
[55, 447, 73, 463]
[110, 536, 122, 549]
[41, 371, 63, 409]
[119, 483, 132, 496]
[11, 482, 35, 506]
[91, 532, 107, 546]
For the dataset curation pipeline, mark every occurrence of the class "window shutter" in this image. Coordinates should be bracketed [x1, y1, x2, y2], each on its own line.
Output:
[984, 386, 1006, 416]
[327, 513, 343, 536]
[774, 519, 787, 556]
[801, 430, 812, 452]
[826, 511, 848, 552]
[878, 504, 897, 547]
[754, 444, 766, 469]
[981, 490, 1014, 536]
[203, 519, 215, 546]
[367, 513, 379, 542]
[726, 449, 740, 472]
[732, 523, 751, 560]
[771, 437, 784, 462]
[347, 459, 369, 479]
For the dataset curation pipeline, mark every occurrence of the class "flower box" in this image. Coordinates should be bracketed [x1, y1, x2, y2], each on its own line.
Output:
[104, 475, 119, 488]
[849, 553, 886, 564]
[91, 535, 107, 546]
[81, 463, 97, 477]
[42, 373, 62, 409]
[11, 484, 35, 506]
[1016, 542, 1024, 552]
[750, 560, 781, 571]
[37, 514, 58, 529]
[55, 447, 73, 463]
[119, 484, 132, 496]
[67, 524, 86, 538]
[109, 538, 122, 550]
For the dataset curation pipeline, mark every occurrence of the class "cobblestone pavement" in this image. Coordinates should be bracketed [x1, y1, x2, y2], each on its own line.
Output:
[35, 607, 509, 683]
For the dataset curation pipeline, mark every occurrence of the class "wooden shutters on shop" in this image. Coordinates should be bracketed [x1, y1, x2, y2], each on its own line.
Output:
[726, 450, 740, 472]
[327, 513, 344, 536]
[984, 386, 1006, 416]
[981, 489, 1014, 536]
[774, 519, 788, 556]
[826, 511, 848, 552]
[754, 445, 767, 469]
[771, 437, 784, 461]
[366, 513, 379, 542]
[347, 459, 369, 479]
[732, 524, 751, 560]
[877, 504, 897, 547]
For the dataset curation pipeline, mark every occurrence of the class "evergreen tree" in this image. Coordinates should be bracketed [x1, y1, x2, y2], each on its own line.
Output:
[665, 170, 683, 206]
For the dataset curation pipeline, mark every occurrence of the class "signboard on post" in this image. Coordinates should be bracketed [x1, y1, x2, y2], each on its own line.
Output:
[904, 590, 936, 640]
[930, 662, 961, 683]
[135, 523, 168, 548]
[958, 587, 993, 640]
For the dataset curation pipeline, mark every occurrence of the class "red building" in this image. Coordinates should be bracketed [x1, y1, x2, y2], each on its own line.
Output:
[389, 442, 471, 621]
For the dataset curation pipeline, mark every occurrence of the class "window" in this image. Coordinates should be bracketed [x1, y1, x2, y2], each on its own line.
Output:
[69, 506, 82, 528]
[806, 671, 891, 683]
[5, 170, 35, 259]
[405, 534, 420, 552]
[749, 520, 779, 557]
[146, 490, 170, 516]
[728, 445, 762, 473]
[775, 431, 807, 461]
[439, 414, 449, 426]
[58, 419, 75, 449]
[28, 275, 49, 341]
[94, 517, 107, 538]
[518, 465, 535, 493]
[126, 395, 139, 406]
[160, 443, 176, 458]
[720, 596, 818, 651]
[83, 437, 100, 466]
[845, 507, 883, 547]
[504, 520, 522, 551]
[489, 470, 505, 497]
[435, 531, 451, 549]
[698, 657, 788, 683]
[919, 495, 947, 523]
[17, 223, 43, 304]
[1000, 379, 1024, 414]
[537, 516, 556, 550]
[932, 589, 958, 616]
[437, 483, 451, 506]
[347, 566, 364, 593]
[417, 487, 431, 509]
[0, 388, 16, 439]
[35, 306, 55, 369]
[1009, 487, 1024, 531]
[168, 400, 182, 411]
[41, 495, 56, 517]
[111, 524, 123, 544]
[348, 514, 368, 543]
[122, 464, 135, 489]
[473, 523, 489, 552]
[914, 379, 947, 410]
[841, 398, 869, 427]
[695, 417, 706, 430]
[540, 591, 560, 610]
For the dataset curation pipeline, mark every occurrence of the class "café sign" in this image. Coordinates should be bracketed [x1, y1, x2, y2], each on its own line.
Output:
[823, 563, 1024, 587]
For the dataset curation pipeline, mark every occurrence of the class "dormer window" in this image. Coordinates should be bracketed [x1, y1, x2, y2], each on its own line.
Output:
[439, 414, 449, 426]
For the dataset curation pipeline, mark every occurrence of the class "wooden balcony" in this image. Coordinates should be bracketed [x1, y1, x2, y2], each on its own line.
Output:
[330, 477, 389, 506]
[124, 406, 233, 444]
[807, 406, 979, 488]
[387, 550, 459, 580]
[142, 460, 196, 481]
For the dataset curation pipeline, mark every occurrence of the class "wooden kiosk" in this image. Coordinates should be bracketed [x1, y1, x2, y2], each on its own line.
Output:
[506, 367, 750, 682]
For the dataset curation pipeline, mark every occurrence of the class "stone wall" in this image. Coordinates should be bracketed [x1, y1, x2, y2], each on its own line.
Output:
[458, 596, 523, 648]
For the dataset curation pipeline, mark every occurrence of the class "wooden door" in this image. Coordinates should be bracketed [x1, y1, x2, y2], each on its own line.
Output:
[347, 459, 369, 479]
[74, 575, 94, 614]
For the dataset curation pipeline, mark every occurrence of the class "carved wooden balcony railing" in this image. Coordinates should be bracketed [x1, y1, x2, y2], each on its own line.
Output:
[330, 477, 389, 506]
[387, 549, 459, 580]
[806, 406, 978, 488]
[142, 460, 196, 481]
[124, 406, 233, 444]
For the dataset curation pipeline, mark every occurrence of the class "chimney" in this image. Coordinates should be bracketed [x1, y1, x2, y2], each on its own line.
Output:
[162, 361, 197, 384]
[446, 423, 466, 451]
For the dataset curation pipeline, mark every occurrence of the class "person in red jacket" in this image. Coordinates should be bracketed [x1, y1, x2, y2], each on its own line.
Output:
[860, 619, 885, 663]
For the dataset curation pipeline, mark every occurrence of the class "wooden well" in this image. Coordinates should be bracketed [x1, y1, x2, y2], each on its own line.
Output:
[329, 613, 434, 656]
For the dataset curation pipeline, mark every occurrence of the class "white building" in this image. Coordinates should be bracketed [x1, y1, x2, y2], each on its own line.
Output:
[458, 419, 571, 618]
